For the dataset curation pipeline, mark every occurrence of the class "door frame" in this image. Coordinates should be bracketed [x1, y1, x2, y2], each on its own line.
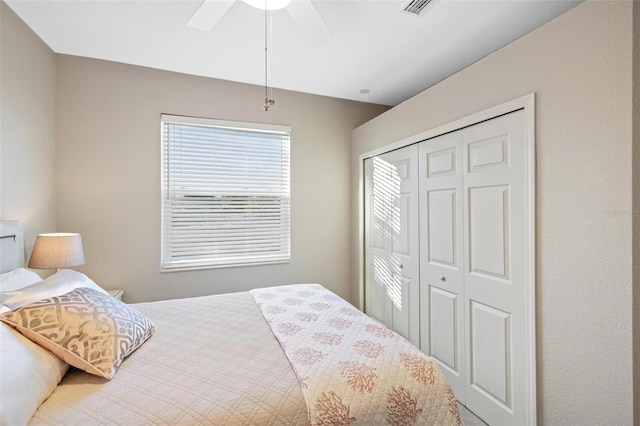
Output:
[357, 93, 536, 425]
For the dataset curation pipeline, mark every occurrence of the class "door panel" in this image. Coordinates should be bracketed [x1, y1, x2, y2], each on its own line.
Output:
[393, 194, 412, 256]
[392, 275, 412, 339]
[364, 145, 420, 346]
[429, 286, 458, 372]
[470, 301, 512, 408]
[468, 185, 510, 279]
[427, 189, 457, 266]
[463, 110, 527, 425]
[419, 130, 466, 402]
[468, 134, 509, 172]
[369, 264, 385, 321]
[427, 147, 457, 177]
[369, 195, 386, 250]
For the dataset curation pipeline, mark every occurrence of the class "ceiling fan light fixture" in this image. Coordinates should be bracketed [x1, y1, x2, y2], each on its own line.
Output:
[243, 0, 292, 11]
[403, 0, 434, 15]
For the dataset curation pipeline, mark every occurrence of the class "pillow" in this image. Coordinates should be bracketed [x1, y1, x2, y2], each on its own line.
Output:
[0, 268, 42, 291]
[0, 287, 155, 379]
[0, 323, 69, 425]
[0, 269, 108, 310]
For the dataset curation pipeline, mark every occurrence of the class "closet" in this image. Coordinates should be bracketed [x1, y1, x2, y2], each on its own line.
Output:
[364, 109, 533, 425]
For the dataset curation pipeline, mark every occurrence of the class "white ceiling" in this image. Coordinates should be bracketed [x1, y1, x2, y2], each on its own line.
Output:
[6, 0, 581, 106]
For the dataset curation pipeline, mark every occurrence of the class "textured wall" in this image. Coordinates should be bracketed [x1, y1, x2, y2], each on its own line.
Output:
[632, 1, 640, 423]
[55, 55, 388, 303]
[351, 1, 633, 423]
[0, 2, 56, 267]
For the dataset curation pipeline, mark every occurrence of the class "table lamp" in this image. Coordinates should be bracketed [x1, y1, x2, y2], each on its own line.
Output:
[28, 233, 85, 271]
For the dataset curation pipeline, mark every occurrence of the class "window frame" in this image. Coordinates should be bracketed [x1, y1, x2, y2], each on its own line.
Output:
[160, 114, 291, 272]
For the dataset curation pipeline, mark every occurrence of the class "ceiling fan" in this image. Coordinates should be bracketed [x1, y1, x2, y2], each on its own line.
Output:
[186, 0, 333, 47]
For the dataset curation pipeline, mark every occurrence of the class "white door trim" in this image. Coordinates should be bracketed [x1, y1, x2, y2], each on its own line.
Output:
[357, 93, 536, 425]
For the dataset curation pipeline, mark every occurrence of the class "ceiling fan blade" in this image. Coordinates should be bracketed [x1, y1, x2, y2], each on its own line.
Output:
[285, 0, 333, 47]
[186, 0, 235, 31]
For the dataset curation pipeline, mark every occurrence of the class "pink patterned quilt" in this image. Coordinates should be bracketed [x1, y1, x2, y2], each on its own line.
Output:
[251, 284, 461, 425]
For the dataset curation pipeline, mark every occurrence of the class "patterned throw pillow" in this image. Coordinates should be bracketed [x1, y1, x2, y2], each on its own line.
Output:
[0, 287, 155, 379]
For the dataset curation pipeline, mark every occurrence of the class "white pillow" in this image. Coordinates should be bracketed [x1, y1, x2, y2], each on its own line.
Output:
[0, 323, 69, 425]
[0, 270, 108, 424]
[0, 268, 42, 291]
[0, 269, 108, 310]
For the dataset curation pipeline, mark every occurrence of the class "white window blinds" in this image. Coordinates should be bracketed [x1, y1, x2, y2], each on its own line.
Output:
[161, 114, 291, 271]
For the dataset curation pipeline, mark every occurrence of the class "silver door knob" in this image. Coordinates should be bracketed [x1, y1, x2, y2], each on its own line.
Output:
[439, 275, 446, 281]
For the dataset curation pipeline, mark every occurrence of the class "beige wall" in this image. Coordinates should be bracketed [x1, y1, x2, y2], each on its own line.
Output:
[55, 55, 388, 303]
[632, 1, 639, 423]
[0, 2, 56, 266]
[351, 1, 634, 424]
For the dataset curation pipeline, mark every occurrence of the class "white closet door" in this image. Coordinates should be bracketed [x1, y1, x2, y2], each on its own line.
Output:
[364, 145, 420, 346]
[364, 106, 534, 425]
[418, 130, 466, 403]
[463, 109, 527, 425]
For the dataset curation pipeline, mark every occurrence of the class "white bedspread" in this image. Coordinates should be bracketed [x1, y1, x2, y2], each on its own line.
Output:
[30, 291, 307, 425]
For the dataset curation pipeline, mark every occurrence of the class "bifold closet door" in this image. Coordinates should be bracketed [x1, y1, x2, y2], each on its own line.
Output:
[365, 108, 532, 425]
[418, 109, 529, 424]
[418, 130, 466, 403]
[364, 144, 420, 346]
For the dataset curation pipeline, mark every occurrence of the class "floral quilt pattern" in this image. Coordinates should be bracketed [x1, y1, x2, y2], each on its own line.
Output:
[251, 284, 461, 425]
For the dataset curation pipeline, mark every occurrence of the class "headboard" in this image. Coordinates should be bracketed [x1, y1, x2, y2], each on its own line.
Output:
[0, 221, 25, 273]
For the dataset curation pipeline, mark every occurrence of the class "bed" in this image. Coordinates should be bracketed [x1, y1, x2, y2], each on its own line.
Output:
[0, 222, 461, 425]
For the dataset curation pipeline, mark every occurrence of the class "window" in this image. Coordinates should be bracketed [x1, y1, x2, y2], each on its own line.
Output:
[161, 114, 291, 271]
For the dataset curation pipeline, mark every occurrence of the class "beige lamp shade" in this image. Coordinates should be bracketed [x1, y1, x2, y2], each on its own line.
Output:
[28, 233, 85, 270]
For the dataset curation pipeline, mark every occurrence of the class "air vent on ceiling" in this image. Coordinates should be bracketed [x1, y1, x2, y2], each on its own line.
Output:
[403, 0, 433, 15]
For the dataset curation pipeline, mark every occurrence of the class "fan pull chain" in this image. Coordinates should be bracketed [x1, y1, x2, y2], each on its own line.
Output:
[263, 1, 275, 111]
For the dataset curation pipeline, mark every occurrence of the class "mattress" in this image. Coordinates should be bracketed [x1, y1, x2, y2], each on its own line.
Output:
[27, 284, 460, 425]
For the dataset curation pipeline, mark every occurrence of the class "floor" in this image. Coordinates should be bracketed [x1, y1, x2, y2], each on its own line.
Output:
[458, 402, 488, 425]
